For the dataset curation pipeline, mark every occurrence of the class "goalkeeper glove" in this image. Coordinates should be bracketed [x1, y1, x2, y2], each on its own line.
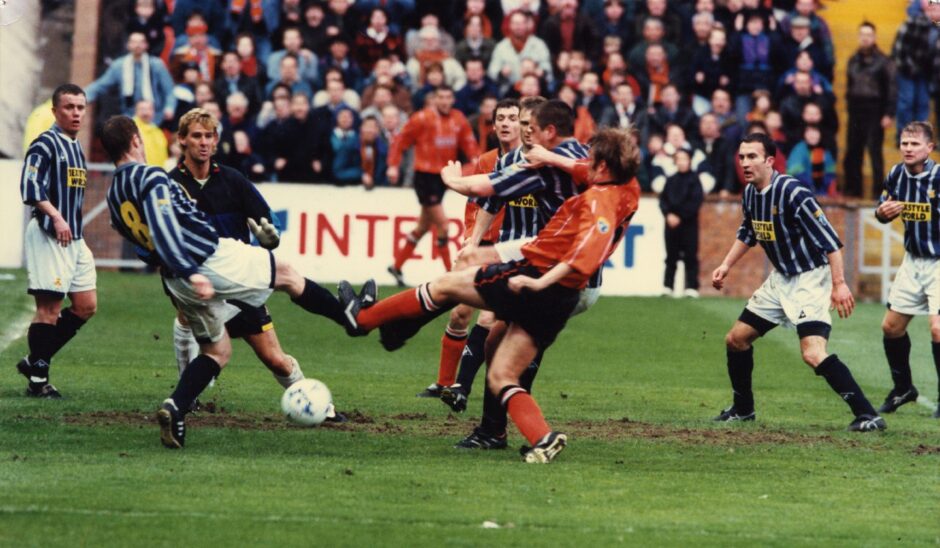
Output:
[248, 217, 280, 249]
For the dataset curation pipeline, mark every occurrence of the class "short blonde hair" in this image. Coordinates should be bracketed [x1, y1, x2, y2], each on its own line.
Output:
[177, 108, 219, 139]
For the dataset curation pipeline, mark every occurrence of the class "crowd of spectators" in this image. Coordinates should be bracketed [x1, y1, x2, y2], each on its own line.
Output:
[77, 0, 909, 197]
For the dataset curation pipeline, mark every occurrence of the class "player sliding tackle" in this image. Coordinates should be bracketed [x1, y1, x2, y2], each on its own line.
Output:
[339, 128, 641, 463]
[99, 115, 369, 448]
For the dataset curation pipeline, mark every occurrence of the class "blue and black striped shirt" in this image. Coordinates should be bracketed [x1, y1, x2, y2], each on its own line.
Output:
[107, 162, 219, 278]
[485, 139, 590, 229]
[20, 125, 88, 239]
[480, 146, 541, 242]
[736, 171, 843, 276]
[878, 160, 940, 257]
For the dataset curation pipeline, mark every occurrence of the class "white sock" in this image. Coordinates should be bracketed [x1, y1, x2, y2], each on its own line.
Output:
[273, 355, 305, 388]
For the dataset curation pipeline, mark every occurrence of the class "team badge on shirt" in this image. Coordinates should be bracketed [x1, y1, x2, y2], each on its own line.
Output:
[597, 217, 610, 234]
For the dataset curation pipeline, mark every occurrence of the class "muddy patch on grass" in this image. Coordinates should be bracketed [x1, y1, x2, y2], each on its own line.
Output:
[912, 444, 940, 456]
[58, 411, 867, 447]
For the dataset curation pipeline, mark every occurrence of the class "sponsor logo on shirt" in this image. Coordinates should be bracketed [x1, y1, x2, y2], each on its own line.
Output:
[66, 167, 86, 188]
[752, 220, 776, 241]
[434, 136, 457, 148]
[900, 201, 931, 222]
[507, 194, 537, 208]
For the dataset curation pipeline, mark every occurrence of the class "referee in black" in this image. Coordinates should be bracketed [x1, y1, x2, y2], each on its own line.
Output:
[16, 84, 97, 398]
[711, 133, 885, 432]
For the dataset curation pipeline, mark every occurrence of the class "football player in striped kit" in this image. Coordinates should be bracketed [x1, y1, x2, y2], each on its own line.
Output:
[874, 121, 940, 418]
[99, 115, 362, 448]
[16, 84, 96, 399]
[712, 133, 886, 432]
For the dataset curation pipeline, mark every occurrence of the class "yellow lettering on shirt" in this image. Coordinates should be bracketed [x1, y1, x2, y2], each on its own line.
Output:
[752, 220, 776, 242]
[507, 194, 537, 208]
[67, 168, 86, 188]
[900, 202, 931, 222]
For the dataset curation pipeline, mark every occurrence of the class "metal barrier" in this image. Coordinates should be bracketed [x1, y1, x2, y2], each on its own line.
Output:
[856, 207, 905, 304]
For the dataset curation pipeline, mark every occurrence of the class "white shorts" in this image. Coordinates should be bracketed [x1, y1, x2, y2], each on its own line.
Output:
[164, 238, 275, 343]
[494, 236, 536, 262]
[887, 253, 940, 316]
[572, 287, 601, 317]
[25, 218, 96, 297]
[745, 265, 832, 332]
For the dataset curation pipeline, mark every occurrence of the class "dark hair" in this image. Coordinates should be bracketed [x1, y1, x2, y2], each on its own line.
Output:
[281, 52, 299, 64]
[860, 20, 876, 32]
[464, 57, 484, 68]
[492, 97, 520, 123]
[533, 99, 575, 137]
[901, 121, 935, 143]
[434, 84, 454, 94]
[591, 127, 639, 182]
[745, 120, 768, 134]
[282, 25, 302, 37]
[740, 132, 777, 158]
[100, 115, 141, 162]
[520, 96, 547, 112]
[52, 83, 85, 108]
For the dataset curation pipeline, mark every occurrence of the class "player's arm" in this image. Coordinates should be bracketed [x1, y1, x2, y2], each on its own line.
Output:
[386, 114, 420, 183]
[467, 207, 496, 247]
[441, 161, 496, 197]
[33, 201, 72, 246]
[140, 174, 209, 284]
[827, 248, 854, 319]
[238, 175, 280, 249]
[20, 149, 72, 246]
[874, 170, 903, 223]
[509, 262, 574, 293]
[712, 240, 751, 290]
[458, 117, 480, 161]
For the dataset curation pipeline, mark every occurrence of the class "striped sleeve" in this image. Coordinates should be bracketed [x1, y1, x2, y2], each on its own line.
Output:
[140, 171, 203, 277]
[879, 164, 902, 204]
[735, 192, 757, 246]
[488, 163, 545, 198]
[20, 146, 51, 204]
[793, 190, 843, 253]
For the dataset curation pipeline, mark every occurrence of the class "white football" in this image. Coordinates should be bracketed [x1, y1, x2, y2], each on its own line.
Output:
[281, 379, 333, 426]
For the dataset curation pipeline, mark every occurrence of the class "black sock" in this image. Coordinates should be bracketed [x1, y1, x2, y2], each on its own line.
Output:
[479, 354, 542, 436]
[291, 279, 346, 327]
[455, 325, 490, 394]
[169, 355, 221, 415]
[47, 308, 87, 358]
[883, 333, 912, 392]
[815, 354, 877, 417]
[932, 342, 940, 399]
[727, 347, 754, 413]
[26, 323, 58, 385]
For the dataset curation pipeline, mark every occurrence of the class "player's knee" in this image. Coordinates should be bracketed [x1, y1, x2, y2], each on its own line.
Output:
[72, 300, 97, 320]
[449, 306, 472, 329]
[477, 311, 497, 329]
[486, 367, 516, 394]
[801, 349, 826, 367]
[929, 324, 940, 342]
[881, 318, 905, 338]
[724, 331, 750, 352]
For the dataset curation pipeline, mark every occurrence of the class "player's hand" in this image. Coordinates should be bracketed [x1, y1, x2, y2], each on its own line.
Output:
[52, 214, 72, 246]
[666, 213, 681, 229]
[522, 144, 551, 168]
[441, 160, 462, 184]
[386, 165, 399, 184]
[712, 263, 730, 290]
[876, 196, 903, 222]
[189, 273, 214, 300]
[248, 217, 280, 249]
[831, 281, 855, 319]
[508, 275, 544, 293]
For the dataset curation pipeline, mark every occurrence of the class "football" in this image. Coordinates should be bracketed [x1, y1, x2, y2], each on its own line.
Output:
[281, 379, 333, 426]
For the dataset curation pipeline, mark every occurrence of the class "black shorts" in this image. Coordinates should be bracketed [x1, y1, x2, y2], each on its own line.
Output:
[414, 171, 446, 206]
[224, 300, 274, 339]
[474, 260, 580, 350]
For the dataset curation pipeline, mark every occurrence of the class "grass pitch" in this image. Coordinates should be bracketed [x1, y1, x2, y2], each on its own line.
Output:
[0, 270, 938, 546]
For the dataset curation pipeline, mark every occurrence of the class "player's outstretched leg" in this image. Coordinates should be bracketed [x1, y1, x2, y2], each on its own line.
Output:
[802, 336, 885, 431]
[272, 259, 375, 336]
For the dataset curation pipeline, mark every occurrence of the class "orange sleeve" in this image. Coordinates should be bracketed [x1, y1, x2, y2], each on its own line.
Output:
[561, 193, 623, 276]
[388, 112, 421, 168]
[458, 115, 480, 162]
[570, 159, 592, 185]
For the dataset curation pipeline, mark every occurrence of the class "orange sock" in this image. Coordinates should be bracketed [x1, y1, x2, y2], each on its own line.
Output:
[437, 327, 467, 386]
[394, 233, 419, 270]
[437, 241, 452, 271]
[504, 389, 551, 446]
[358, 288, 424, 331]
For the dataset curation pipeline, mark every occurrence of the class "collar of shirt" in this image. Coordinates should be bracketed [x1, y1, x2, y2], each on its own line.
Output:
[367, 27, 388, 42]
[904, 158, 937, 179]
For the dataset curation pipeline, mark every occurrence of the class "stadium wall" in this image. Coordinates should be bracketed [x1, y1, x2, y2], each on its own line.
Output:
[1, 159, 878, 299]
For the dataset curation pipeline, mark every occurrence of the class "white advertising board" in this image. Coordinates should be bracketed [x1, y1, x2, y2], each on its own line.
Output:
[257, 184, 666, 296]
[0, 160, 26, 268]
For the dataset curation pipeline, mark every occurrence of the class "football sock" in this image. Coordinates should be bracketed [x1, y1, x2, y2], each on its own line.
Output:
[436, 236, 452, 271]
[358, 284, 438, 331]
[455, 324, 490, 394]
[815, 354, 877, 417]
[273, 355, 304, 389]
[501, 385, 551, 446]
[393, 232, 419, 270]
[291, 279, 346, 326]
[883, 333, 912, 391]
[437, 327, 467, 387]
[481, 361, 541, 436]
[47, 308, 86, 358]
[173, 318, 199, 377]
[26, 322, 57, 385]
[933, 342, 940, 399]
[726, 347, 754, 413]
[169, 355, 221, 416]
